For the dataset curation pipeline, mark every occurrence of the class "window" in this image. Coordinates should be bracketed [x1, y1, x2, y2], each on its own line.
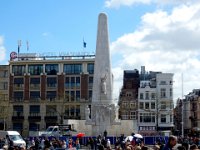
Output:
[47, 77, 57, 88]
[71, 77, 75, 88]
[14, 78, 24, 89]
[145, 102, 150, 109]
[76, 77, 80, 88]
[151, 102, 155, 109]
[65, 77, 70, 88]
[76, 105, 80, 117]
[121, 111, 129, 120]
[140, 93, 144, 99]
[0, 70, 8, 78]
[130, 102, 136, 109]
[64, 105, 70, 116]
[170, 115, 173, 122]
[30, 78, 40, 89]
[160, 81, 166, 85]
[139, 102, 144, 109]
[126, 92, 132, 97]
[161, 114, 166, 123]
[64, 64, 82, 74]
[76, 91, 80, 101]
[160, 102, 166, 110]
[87, 63, 94, 74]
[139, 113, 155, 123]
[70, 106, 75, 116]
[160, 88, 166, 98]
[170, 88, 173, 97]
[89, 90, 92, 100]
[30, 105, 40, 116]
[70, 91, 75, 101]
[65, 91, 70, 101]
[14, 92, 23, 101]
[45, 64, 58, 75]
[29, 123, 39, 131]
[46, 91, 57, 101]
[145, 92, 149, 100]
[89, 77, 93, 89]
[151, 93, 156, 100]
[28, 65, 43, 75]
[13, 123, 23, 131]
[13, 105, 23, 116]
[46, 105, 57, 116]
[0, 82, 8, 90]
[12, 65, 26, 76]
[30, 91, 40, 100]
[130, 111, 136, 119]
[122, 102, 128, 108]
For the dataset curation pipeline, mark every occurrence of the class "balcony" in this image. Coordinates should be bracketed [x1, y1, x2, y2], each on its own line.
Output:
[64, 116, 81, 120]
[45, 116, 58, 121]
[12, 115, 24, 121]
[28, 113, 41, 121]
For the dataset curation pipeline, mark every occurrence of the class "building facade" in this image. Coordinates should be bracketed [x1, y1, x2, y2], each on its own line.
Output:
[8, 53, 95, 136]
[118, 70, 140, 120]
[0, 65, 9, 130]
[180, 89, 200, 136]
[119, 66, 174, 135]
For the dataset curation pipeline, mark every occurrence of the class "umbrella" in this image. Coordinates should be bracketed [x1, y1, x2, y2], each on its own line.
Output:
[125, 136, 133, 142]
[77, 133, 85, 138]
[133, 133, 143, 139]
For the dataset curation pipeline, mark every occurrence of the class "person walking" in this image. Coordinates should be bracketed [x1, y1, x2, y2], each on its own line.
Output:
[163, 135, 177, 150]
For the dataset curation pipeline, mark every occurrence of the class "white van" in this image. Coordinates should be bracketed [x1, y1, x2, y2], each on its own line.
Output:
[0, 131, 26, 147]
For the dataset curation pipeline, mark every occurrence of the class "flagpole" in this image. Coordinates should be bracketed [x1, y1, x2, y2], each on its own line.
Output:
[18, 40, 21, 60]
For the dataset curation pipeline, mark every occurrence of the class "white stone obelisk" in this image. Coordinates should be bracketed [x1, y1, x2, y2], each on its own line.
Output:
[93, 13, 113, 104]
[86, 13, 120, 136]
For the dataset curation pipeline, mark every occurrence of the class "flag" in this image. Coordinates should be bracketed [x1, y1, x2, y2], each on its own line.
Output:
[83, 41, 86, 48]
[26, 41, 29, 51]
[18, 40, 21, 53]
[83, 38, 86, 48]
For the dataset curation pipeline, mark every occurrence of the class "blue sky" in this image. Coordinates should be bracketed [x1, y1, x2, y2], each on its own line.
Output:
[1, 0, 200, 101]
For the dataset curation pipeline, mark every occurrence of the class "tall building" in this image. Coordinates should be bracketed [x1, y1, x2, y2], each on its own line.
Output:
[8, 52, 95, 136]
[0, 65, 9, 130]
[118, 70, 140, 120]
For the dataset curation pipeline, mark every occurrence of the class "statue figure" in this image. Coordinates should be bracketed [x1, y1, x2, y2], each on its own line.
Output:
[111, 105, 118, 122]
[85, 106, 90, 121]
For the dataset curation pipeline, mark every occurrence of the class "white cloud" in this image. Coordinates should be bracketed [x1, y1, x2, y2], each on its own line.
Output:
[111, 3, 200, 101]
[105, 0, 197, 8]
[0, 36, 6, 62]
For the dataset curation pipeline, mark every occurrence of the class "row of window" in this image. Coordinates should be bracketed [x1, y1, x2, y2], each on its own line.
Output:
[139, 101, 173, 110]
[13, 76, 93, 90]
[13, 90, 91, 102]
[12, 63, 94, 76]
[13, 105, 81, 116]
[139, 88, 173, 100]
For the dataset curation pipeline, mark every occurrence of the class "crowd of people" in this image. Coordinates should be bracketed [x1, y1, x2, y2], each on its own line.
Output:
[1, 133, 200, 149]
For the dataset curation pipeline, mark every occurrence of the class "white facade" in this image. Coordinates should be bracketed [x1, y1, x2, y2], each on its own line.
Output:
[138, 80, 157, 135]
[138, 72, 174, 135]
[156, 73, 174, 130]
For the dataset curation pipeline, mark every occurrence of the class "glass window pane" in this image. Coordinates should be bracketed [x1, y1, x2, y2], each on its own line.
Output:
[12, 65, 26, 76]
[87, 63, 94, 74]
[64, 64, 82, 74]
[28, 65, 43, 75]
[45, 64, 59, 75]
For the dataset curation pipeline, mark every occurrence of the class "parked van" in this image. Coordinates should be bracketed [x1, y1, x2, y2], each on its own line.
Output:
[0, 131, 26, 147]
